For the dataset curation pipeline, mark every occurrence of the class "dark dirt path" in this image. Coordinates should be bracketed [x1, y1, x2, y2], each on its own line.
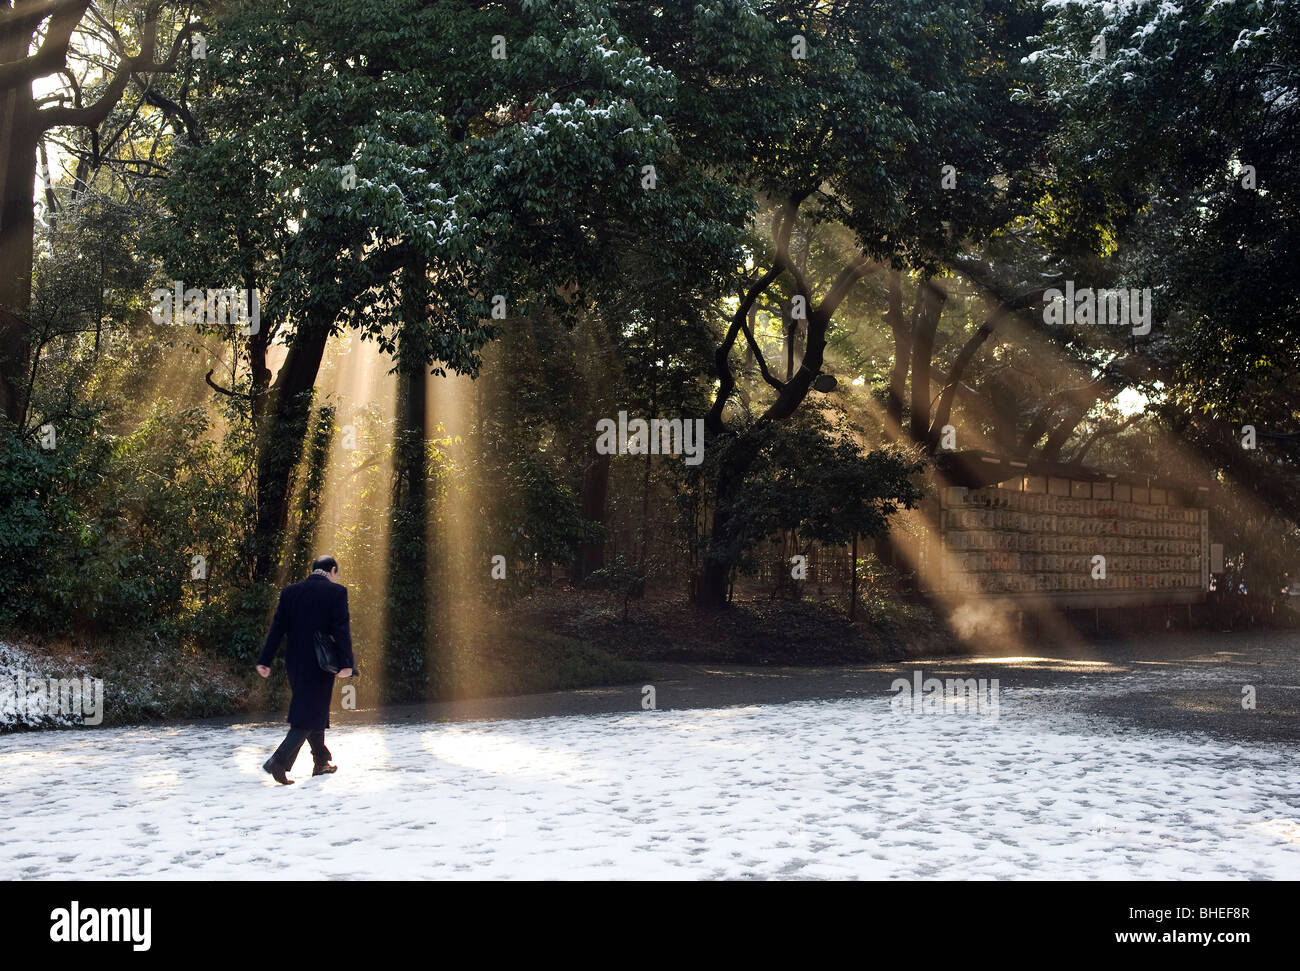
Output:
[241, 628, 1300, 746]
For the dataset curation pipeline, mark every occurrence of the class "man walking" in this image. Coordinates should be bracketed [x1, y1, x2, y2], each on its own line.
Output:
[256, 555, 355, 784]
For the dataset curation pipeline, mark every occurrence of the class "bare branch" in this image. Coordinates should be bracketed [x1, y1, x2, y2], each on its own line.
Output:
[706, 264, 784, 434]
[0, 0, 91, 91]
[737, 306, 784, 392]
[205, 368, 250, 399]
[36, 9, 206, 132]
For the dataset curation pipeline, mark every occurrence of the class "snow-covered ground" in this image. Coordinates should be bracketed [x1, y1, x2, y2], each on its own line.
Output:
[0, 643, 87, 730]
[2, 684, 1298, 879]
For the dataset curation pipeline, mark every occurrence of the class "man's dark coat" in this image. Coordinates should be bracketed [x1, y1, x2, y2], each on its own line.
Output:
[257, 573, 355, 731]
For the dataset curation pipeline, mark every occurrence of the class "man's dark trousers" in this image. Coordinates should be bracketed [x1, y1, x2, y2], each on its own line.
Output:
[273, 727, 331, 769]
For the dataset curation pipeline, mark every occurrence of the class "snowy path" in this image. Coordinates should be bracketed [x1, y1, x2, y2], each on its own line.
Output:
[2, 692, 1298, 879]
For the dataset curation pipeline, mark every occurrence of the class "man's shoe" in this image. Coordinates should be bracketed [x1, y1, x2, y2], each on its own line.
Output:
[312, 762, 338, 776]
[263, 758, 294, 785]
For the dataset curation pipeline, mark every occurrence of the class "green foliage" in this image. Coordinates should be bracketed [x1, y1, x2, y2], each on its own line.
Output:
[691, 412, 925, 578]
[0, 428, 64, 626]
[0, 401, 254, 645]
[152, 0, 746, 378]
[1035, 0, 1300, 414]
[474, 450, 600, 601]
[583, 553, 645, 620]
[1028, 0, 1300, 563]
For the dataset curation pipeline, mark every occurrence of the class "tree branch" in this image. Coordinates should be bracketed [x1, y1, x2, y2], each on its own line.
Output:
[205, 368, 249, 399]
[0, 0, 92, 92]
[706, 264, 783, 434]
[736, 301, 784, 392]
[929, 285, 1047, 441]
[35, 7, 206, 132]
[1070, 411, 1143, 465]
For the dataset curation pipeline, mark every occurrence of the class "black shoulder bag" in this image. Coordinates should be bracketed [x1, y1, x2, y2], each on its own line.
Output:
[314, 629, 342, 674]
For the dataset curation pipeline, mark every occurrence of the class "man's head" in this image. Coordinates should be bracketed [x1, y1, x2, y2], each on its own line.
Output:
[311, 555, 340, 582]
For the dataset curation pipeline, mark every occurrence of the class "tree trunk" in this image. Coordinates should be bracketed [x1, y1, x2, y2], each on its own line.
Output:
[569, 307, 614, 585]
[695, 431, 762, 608]
[696, 556, 731, 609]
[252, 316, 331, 582]
[0, 52, 36, 427]
[849, 533, 858, 620]
[929, 319, 994, 445]
[908, 277, 946, 446]
[571, 447, 611, 584]
[384, 258, 432, 694]
[384, 359, 429, 692]
[639, 375, 658, 568]
[885, 270, 909, 433]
